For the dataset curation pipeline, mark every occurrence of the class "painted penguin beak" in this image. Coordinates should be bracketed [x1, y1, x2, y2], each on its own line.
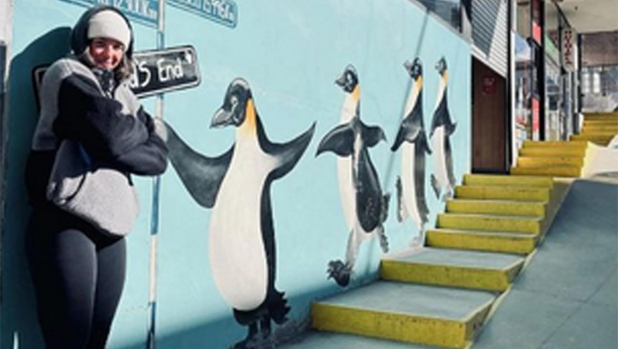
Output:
[211, 108, 235, 128]
[403, 60, 413, 72]
[335, 74, 346, 87]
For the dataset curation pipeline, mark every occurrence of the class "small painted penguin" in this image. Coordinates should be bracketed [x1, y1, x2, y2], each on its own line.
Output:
[391, 58, 432, 247]
[165, 78, 315, 349]
[430, 57, 457, 201]
[316, 64, 390, 287]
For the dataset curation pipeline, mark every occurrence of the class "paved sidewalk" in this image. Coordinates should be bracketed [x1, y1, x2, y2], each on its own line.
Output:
[472, 178, 618, 349]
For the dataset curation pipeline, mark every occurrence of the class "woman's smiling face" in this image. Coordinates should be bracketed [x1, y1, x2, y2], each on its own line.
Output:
[88, 37, 124, 70]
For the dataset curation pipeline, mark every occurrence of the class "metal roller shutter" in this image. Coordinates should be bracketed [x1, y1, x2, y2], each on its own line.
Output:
[472, 0, 508, 77]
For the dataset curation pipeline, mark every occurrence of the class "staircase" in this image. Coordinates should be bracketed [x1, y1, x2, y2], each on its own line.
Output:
[280, 178, 570, 349]
[570, 112, 618, 146]
[280, 132, 609, 348]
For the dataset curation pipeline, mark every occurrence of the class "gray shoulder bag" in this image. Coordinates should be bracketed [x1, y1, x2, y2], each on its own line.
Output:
[46, 139, 140, 237]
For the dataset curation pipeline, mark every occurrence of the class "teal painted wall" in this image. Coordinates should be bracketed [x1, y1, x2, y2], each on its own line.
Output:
[1, 1, 470, 348]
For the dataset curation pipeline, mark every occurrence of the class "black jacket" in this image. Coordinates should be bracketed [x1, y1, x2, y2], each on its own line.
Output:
[26, 57, 168, 208]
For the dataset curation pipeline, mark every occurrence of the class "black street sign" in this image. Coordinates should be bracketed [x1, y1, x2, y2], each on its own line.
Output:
[130, 45, 201, 97]
[33, 45, 201, 102]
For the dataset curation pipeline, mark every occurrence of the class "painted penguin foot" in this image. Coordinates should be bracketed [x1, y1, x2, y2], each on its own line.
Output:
[409, 235, 423, 249]
[230, 335, 259, 349]
[431, 174, 441, 199]
[269, 290, 290, 324]
[230, 328, 271, 349]
[327, 260, 352, 287]
[441, 186, 454, 202]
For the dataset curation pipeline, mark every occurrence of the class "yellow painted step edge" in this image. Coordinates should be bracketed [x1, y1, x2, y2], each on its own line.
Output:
[311, 302, 490, 349]
[519, 148, 587, 157]
[517, 157, 584, 168]
[522, 140, 587, 148]
[426, 230, 538, 255]
[511, 166, 582, 177]
[380, 260, 524, 292]
[438, 214, 542, 234]
[446, 199, 546, 217]
[456, 186, 551, 202]
[463, 174, 554, 188]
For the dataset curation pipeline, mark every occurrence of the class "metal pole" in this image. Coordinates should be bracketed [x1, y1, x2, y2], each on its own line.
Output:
[147, 1, 165, 348]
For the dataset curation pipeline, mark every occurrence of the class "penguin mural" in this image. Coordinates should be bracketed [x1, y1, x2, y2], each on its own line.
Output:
[391, 58, 432, 247]
[165, 78, 316, 349]
[316, 65, 390, 287]
[430, 57, 457, 201]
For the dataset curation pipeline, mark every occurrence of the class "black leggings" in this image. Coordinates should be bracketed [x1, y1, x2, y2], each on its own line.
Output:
[25, 207, 126, 349]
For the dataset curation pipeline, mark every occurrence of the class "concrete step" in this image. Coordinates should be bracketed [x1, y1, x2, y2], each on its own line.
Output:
[437, 213, 542, 234]
[570, 134, 615, 146]
[462, 174, 554, 188]
[312, 281, 496, 348]
[517, 156, 584, 168]
[582, 124, 618, 132]
[522, 140, 588, 149]
[279, 331, 443, 349]
[446, 199, 546, 217]
[380, 248, 525, 292]
[426, 228, 539, 255]
[583, 112, 618, 121]
[510, 166, 582, 177]
[455, 185, 551, 202]
[519, 147, 587, 157]
[579, 130, 618, 137]
[583, 120, 618, 127]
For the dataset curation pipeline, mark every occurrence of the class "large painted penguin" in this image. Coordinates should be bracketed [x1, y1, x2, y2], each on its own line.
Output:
[316, 65, 390, 287]
[430, 57, 457, 201]
[391, 58, 432, 247]
[165, 78, 315, 349]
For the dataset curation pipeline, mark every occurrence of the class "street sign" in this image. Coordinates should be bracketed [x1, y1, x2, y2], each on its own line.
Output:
[130, 45, 201, 97]
[32, 45, 201, 103]
[60, 0, 160, 28]
[168, 0, 237, 28]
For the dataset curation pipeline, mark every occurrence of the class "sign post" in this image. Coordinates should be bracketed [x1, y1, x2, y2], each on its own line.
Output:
[561, 28, 576, 72]
[148, 1, 165, 347]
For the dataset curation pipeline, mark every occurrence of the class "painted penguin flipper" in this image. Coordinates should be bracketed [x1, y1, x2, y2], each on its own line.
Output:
[316, 123, 355, 157]
[355, 149, 384, 232]
[430, 174, 441, 199]
[359, 120, 387, 148]
[391, 114, 422, 151]
[265, 122, 316, 179]
[165, 122, 233, 208]
[446, 121, 457, 136]
[445, 136, 457, 188]
[421, 131, 433, 155]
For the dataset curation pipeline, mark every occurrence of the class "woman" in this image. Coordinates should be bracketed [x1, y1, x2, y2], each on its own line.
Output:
[24, 5, 167, 349]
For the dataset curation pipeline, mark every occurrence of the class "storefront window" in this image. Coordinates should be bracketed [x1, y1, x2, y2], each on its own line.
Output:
[581, 66, 618, 112]
[516, 0, 531, 38]
[514, 33, 533, 147]
[415, 0, 462, 32]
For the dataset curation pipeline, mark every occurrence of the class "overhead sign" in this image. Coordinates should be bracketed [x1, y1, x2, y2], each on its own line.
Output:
[562, 28, 576, 72]
[168, 0, 238, 28]
[60, 0, 160, 28]
[130, 45, 201, 97]
[32, 46, 201, 103]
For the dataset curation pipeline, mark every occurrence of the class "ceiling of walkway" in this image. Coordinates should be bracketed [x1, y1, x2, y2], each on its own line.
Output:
[545, 0, 618, 34]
